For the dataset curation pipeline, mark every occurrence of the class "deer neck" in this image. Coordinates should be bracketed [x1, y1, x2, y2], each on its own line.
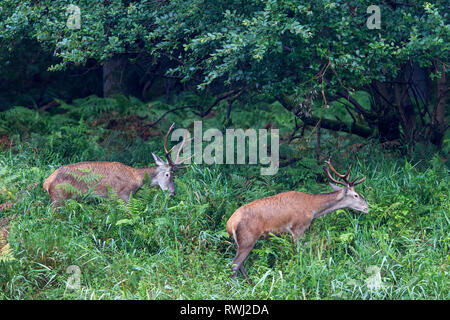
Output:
[134, 166, 159, 186]
[311, 191, 345, 219]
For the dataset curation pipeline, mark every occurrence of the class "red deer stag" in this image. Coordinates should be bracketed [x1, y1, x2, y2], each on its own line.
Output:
[226, 159, 368, 282]
[43, 123, 190, 206]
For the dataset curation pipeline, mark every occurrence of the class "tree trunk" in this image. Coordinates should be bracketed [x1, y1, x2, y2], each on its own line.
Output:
[370, 81, 401, 142]
[103, 55, 127, 97]
[278, 94, 373, 138]
[430, 62, 448, 149]
[394, 80, 416, 144]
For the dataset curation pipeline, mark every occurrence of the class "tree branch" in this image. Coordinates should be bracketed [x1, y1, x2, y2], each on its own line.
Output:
[144, 89, 244, 127]
[324, 78, 374, 119]
[196, 89, 242, 117]
[144, 105, 201, 128]
[278, 94, 373, 138]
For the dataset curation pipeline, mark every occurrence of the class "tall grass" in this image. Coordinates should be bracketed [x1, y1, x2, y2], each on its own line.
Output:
[0, 95, 448, 299]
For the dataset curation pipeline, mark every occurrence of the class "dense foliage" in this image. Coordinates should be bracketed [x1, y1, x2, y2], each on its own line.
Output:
[2, 1, 447, 85]
[0, 0, 448, 300]
[0, 94, 448, 299]
[0, 1, 448, 146]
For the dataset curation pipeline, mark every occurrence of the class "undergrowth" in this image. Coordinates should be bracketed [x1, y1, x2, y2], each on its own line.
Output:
[0, 94, 448, 299]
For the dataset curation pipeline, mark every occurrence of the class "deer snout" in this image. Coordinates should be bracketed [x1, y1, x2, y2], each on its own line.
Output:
[362, 205, 369, 214]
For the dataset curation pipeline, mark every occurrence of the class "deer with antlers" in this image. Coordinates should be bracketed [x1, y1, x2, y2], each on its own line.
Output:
[226, 158, 368, 282]
[43, 123, 191, 206]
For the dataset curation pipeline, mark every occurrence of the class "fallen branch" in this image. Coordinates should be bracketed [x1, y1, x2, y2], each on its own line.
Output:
[39, 100, 61, 111]
[278, 94, 373, 138]
[144, 105, 202, 128]
[144, 89, 244, 127]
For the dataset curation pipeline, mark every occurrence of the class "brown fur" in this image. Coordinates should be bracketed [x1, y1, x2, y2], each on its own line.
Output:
[43, 161, 158, 206]
[227, 191, 340, 249]
[226, 187, 368, 281]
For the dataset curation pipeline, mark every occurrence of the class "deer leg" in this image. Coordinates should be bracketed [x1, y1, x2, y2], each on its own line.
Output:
[118, 192, 130, 204]
[50, 198, 63, 209]
[231, 243, 255, 282]
[287, 226, 296, 238]
[239, 265, 254, 285]
[49, 189, 64, 208]
[287, 226, 301, 247]
[291, 224, 310, 247]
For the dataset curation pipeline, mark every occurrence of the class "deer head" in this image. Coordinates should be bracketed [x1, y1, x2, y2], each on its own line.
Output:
[151, 123, 192, 196]
[323, 158, 368, 213]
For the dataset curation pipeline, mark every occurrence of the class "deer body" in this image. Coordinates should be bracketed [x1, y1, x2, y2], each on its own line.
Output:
[43, 123, 191, 207]
[227, 159, 368, 282]
[227, 191, 346, 241]
[43, 161, 165, 206]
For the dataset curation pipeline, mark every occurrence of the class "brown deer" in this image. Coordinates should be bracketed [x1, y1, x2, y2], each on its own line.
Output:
[43, 123, 191, 207]
[226, 159, 368, 282]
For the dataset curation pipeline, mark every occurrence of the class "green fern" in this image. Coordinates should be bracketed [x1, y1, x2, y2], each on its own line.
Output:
[79, 96, 121, 118]
[55, 182, 82, 197]
[66, 168, 104, 185]
[54, 169, 104, 200]
[127, 196, 146, 219]
[0, 106, 42, 136]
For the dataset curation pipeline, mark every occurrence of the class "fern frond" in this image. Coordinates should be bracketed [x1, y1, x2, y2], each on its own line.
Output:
[65, 169, 104, 185]
[127, 196, 145, 218]
[55, 183, 82, 196]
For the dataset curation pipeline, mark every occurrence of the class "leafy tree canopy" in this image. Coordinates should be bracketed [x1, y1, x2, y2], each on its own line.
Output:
[0, 1, 448, 146]
[1, 1, 447, 92]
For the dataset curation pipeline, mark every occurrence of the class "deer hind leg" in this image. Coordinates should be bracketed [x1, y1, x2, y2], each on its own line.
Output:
[231, 243, 255, 282]
[118, 192, 130, 204]
[230, 226, 257, 284]
[48, 188, 65, 208]
[50, 199, 63, 209]
[238, 264, 254, 286]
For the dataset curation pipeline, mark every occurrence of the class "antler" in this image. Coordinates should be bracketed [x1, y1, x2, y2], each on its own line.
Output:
[349, 176, 366, 186]
[163, 123, 176, 166]
[172, 133, 193, 168]
[163, 123, 193, 168]
[323, 158, 366, 187]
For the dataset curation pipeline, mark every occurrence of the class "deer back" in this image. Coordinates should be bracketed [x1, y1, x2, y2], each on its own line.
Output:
[43, 161, 143, 201]
[227, 191, 318, 238]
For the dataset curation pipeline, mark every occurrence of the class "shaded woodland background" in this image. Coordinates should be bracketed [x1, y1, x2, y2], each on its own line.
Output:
[0, 0, 448, 149]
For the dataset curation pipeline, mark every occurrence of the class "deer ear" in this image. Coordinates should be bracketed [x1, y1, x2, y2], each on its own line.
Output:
[329, 182, 342, 192]
[152, 153, 166, 166]
[342, 186, 349, 195]
[334, 184, 348, 200]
